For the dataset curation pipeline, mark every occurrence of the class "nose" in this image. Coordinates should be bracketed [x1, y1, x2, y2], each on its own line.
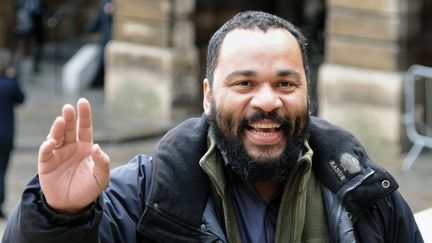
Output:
[250, 84, 283, 113]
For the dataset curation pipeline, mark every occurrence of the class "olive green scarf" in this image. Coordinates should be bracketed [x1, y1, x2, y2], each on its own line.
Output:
[200, 131, 329, 243]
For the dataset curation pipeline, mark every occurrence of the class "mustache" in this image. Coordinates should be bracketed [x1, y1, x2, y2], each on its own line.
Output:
[243, 110, 287, 124]
[238, 110, 292, 135]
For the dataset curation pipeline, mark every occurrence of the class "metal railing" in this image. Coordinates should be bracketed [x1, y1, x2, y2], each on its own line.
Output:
[402, 64, 432, 171]
[47, 4, 75, 29]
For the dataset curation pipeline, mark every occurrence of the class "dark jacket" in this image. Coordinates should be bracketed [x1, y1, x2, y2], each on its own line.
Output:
[0, 75, 25, 149]
[2, 117, 423, 243]
[85, 0, 112, 47]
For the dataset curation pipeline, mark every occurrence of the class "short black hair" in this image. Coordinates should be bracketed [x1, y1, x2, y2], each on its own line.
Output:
[205, 11, 310, 87]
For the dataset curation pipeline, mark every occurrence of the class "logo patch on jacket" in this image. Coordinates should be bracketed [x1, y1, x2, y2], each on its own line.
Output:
[340, 153, 361, 174]
[329, 153, 362, 182]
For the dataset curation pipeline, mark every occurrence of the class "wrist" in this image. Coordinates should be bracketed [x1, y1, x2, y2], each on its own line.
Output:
[39, 191, 99, 221]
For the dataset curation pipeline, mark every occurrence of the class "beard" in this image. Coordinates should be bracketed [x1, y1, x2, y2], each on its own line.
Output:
[207, 100, 310, 183]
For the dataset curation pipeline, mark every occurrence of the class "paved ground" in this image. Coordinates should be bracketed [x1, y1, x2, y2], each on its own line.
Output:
[0, 59, 431, 238]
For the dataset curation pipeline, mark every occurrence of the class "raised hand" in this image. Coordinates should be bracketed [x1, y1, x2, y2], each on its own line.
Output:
[38, 98, 110, 214]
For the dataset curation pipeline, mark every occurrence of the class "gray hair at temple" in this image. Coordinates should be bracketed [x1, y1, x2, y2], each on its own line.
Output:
[205, 11, 311, 87]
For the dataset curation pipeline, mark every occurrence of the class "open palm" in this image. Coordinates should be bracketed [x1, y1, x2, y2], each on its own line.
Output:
[38, 98, 110, 214]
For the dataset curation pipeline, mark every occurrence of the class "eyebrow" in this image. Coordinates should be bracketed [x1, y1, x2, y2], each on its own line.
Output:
[225, 70, 257, 80]
[225, 69, 301, 80]
[277, 69, 301, 79]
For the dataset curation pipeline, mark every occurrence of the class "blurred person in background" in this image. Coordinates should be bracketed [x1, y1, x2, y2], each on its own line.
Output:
[13, 0, 45, 73]
[85, 0, 113, 88]
[0, 48, 25, 218]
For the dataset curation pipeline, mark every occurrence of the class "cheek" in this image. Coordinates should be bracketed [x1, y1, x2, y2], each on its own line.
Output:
[213, 99, 247, 136]
[282, 94, 308, 113]
[213, 106, 238, 139]
[215, 92, 250, 115]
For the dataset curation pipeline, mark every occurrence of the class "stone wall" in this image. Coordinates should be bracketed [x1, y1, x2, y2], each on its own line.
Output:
[106, 0, 199, 119]
[318, 0, 422, 148]
[325, 0, 420, 71]
[0, 0, 13, 47]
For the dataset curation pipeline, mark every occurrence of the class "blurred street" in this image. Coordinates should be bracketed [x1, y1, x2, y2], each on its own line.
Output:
[0, 55, 431, 237]
[0, 56, 175, 234]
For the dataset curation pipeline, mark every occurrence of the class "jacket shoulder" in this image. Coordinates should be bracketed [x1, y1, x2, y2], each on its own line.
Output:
[309, 116, 399, 216]
[354, 191, 424, 243]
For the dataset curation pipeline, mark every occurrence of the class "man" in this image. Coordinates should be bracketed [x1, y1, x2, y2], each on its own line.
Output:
[0, 48, 25, 218]
[13, 0, 45, 73]
[2, 11, 423, 242]
[85, 0, 113, 87]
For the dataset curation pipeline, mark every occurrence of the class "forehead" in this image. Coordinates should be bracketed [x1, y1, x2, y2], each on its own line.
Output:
[218, 28, 302, 59]
[212, 28, 305, 83]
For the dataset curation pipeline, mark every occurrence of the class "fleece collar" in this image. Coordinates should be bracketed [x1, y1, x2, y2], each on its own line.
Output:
[308, 116, 398, 217]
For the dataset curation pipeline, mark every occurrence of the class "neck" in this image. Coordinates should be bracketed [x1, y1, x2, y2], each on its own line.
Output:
[253, 180, 279, 204]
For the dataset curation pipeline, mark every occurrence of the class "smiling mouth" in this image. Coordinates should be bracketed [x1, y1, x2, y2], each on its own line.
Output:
[247, 122, 282, 137]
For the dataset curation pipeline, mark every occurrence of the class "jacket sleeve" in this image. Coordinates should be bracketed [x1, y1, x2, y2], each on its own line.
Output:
[354, 190, 424, 243]
[2, 154, 152, 243]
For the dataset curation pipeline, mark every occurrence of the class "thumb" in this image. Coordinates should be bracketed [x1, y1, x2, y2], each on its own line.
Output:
[91, 144, 110, 190]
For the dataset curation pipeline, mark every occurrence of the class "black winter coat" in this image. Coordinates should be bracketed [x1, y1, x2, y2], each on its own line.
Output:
[0, 76, 24, 150]
[2, 117, 424, 243]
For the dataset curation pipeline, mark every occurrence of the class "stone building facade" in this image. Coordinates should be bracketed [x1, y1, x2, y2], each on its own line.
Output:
[1, 0, 431, 147]
[106, 0, 198, 119]
[319, 0, 430, 148]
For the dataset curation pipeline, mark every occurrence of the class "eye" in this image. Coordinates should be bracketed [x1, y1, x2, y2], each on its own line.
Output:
[278, 81, 295, 88]
[235, 80, 252, 86]
[230, 80, 254, 93]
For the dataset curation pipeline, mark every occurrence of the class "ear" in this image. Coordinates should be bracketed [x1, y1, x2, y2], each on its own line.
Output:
[203, 78, 212, 115]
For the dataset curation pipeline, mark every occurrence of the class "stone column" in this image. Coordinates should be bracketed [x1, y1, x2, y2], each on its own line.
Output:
[318, 0, 421, 146]
[106, 0, 198, 119]
[0, 0, 13, 47]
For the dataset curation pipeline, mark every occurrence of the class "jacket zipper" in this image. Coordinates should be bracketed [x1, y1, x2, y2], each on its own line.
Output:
[334, 168, 374, 243]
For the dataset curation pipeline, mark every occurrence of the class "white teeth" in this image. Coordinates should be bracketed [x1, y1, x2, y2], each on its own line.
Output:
[251, 130, 274, 136]
[250, 123, 281, 129]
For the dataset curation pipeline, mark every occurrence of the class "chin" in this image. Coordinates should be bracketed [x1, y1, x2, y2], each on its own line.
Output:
[246, 146, 285, 162]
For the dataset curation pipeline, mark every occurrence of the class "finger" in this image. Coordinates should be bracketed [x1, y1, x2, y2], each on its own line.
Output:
[62, 104, 76, 144]
[91, 144, 110, 190]
[38, 139, 56, 164]
[49, 116, 65, 149]
[77, 98, 93, 143]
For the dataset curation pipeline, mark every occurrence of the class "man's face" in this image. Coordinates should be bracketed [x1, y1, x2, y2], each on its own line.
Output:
[203, 29, 309, 182]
